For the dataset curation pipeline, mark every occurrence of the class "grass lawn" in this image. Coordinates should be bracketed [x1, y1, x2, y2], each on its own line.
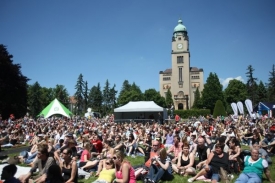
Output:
[4, 146, 275, 183]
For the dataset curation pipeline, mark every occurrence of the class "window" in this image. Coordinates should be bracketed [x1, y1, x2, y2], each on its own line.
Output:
[178, 37, 181, 40]
[163, 77, 171, 81]
[179, 67, 183, 82]
[177, 56, 183, 63]
[191, 75, 200, 79]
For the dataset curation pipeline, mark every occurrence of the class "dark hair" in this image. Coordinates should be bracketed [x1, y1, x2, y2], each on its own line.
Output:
[63, 148, 72, 156]
[215, 143, 224, 150]
[37, 144, 49, 156]
[218, 136, 226, 144]
[3, 164, 17, 176]
[47, 164, 64, 183]
[59, 139, 64, 143]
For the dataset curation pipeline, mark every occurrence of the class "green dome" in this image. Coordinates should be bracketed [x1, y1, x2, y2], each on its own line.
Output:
[174, 19, 187, 32]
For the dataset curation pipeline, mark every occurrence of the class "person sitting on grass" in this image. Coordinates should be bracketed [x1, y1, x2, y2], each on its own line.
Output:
[172, 142, 196, 176]
[145, 148, 173, 183]
[187, 143, 229, 183]
[46, 164, 64, 183]
[235, 148, 275, 183]
[19, 144, 56, 183]
[92, 158, 115, 183]
[1, 164, 20, 183]
[113, 150, 136, 183]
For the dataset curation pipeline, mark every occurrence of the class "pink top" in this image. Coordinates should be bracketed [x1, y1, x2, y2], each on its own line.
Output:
[80, 149, 91, 162]
[115, 162, 136, 183]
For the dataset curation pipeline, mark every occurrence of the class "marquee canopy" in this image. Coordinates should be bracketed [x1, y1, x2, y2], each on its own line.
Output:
[38, 98, 72, 118]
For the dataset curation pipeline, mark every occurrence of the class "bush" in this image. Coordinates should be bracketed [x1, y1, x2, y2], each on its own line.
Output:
[174, 109, 211, 119]
[213, 100, 226, 118]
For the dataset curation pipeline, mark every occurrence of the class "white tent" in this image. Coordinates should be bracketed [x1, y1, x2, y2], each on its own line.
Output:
[114, 101, 167, 121]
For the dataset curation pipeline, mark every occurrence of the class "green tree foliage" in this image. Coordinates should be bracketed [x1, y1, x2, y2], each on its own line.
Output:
[109, 84, 118, 111]
[88, 83, 102, 113]
[201, 72, 224, 113]
[257, 81, 267, 102]
[165, 88, 173, 108]
[28, 82, 43, 117]
[74, 74, 84, 114]
[144, 89, 166, 107]
[267, 64, 275, 102]
[40, 87, 54, 108]
[117, 82, 143, 106]
[53, 85, 69, 107]
[103, 80, 111, 115]
[192, 87, 202, 109]
[83, 81, 89, 112]
[213, 100, 226, 118]
[224, 79, 247, 105]
[246, 65, 258, 104]
[0, 44, 29, 119]
[117, 80, 132, 106]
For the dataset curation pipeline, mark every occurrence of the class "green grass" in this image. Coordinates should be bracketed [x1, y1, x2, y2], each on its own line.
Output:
[5, 146, 275, 183]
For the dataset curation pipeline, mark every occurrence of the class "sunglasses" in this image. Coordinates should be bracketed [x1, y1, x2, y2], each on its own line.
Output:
[62, 152, 68, 155]
[105, 162, 112, 165]
[152, 145, 158, 147]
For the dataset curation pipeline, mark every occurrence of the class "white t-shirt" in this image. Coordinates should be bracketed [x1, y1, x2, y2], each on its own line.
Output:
[245, 156, 268, 168]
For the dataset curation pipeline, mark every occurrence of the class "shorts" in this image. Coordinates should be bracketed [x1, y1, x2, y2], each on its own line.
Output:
[204, 165, 220, 181]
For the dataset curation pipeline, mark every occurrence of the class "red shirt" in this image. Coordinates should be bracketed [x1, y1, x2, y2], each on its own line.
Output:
[91, 139, 103, 153]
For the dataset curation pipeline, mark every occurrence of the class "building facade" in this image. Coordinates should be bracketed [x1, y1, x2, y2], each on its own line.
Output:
[159, 19, 204, 110]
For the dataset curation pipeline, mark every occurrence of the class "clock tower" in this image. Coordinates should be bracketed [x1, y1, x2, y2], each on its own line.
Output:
[159, 19, 204, 110]
[171, 19, 190, 109]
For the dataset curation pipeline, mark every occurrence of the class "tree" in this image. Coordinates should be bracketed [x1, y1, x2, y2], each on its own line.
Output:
[224, 79, 247, 105]
[213, 100, 226, 118]
[88, 83, 102, 113]
[144, 89, 166, 107]
[53, 85, 69, 107]
[27, 82, 43, 117]
[40, 87, 54, 108]
[201, 72, 224, 113]
[0, 44, 29, 119]
[246, 65, 258, 104]
[257, 81, 267, 102]
[109, 84, 117, 111]
[192, 87, 202, 109]
[74, 74, 84, 114]
[165, 88, 173, 108]
[267, 64, 275, 102]
[117, 82, 144, 106]
[103, 79, 110, 115]
[83, 81, 89, 112]
[117, 80, 132, 106]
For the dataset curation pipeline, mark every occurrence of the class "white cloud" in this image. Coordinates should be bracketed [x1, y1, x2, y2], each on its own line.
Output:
[219, 76, 245, 89]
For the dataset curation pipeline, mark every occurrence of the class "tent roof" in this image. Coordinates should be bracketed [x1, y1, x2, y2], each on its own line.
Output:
[114, 101, 163, 112]
[38, 98, 72, 118]
[254, 102, 275, 111]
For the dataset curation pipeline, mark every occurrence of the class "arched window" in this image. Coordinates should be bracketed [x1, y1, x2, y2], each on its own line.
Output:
[178, 103, 184, 110]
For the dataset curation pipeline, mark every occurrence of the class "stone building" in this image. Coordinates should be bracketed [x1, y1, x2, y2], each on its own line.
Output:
[159, 19, 204, 110]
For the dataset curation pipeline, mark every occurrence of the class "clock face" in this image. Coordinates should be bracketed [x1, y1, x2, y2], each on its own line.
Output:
[177, 43, 183, 49]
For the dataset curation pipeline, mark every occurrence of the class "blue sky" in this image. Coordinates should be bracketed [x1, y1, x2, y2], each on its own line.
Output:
[1, 0, 275, 96]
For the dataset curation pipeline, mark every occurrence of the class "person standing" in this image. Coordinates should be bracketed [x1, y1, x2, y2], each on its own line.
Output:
[158, 113, 163, 125]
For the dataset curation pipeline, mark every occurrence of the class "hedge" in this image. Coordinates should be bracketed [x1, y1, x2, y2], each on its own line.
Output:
[174, 109, 211, 119]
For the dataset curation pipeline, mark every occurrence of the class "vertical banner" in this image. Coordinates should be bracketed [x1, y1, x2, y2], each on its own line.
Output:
[231, 103, 238, 116]
[237, 101, 244, 115]
[245, 99, 253, 117]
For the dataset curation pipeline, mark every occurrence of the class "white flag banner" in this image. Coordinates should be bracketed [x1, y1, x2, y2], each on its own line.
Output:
[237, 101, 244, 114]
[231, 103, 238, 116]
[245, 99, 253, 117]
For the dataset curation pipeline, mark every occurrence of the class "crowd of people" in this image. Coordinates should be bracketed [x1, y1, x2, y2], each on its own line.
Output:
[0, 113, 275, 183]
